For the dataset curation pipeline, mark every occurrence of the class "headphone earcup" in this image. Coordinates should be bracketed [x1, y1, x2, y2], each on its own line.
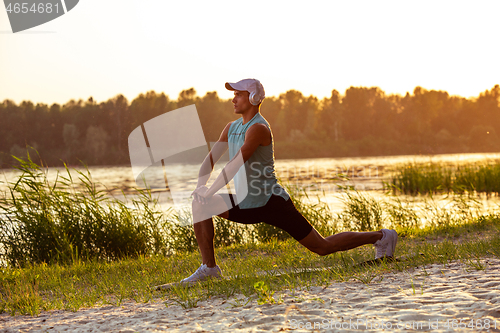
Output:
[249, 91, 260, 106]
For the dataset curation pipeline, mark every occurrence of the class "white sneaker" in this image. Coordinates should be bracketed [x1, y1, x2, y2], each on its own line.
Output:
[180, 264, 223, 284]
[374, 229, 398, 259]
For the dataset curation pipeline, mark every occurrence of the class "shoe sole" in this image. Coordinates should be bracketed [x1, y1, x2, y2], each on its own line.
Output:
[157, 275, 224, 290]
[180, 273, 223, 284]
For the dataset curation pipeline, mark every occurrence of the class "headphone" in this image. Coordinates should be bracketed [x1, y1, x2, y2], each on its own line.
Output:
[249, 80, 263, 106]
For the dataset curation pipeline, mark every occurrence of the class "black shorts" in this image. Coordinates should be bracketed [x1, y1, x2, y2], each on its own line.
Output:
[219, 194, 313, 241]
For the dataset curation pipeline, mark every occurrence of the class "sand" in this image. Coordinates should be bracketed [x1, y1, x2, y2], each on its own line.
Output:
[1, 258, 499, 332]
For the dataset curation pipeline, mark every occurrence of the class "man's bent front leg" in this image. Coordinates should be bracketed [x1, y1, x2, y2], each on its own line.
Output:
[193, 217, 216, 267]
[192, 194, 230, 268]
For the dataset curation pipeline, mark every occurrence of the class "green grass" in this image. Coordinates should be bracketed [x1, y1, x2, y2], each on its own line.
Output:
[0, 215, 499, 316]
[1, 155, 500, 316]
[388, 160, 500, 195]
[0, 154, 171, 266]
[339, 190, 383, 232]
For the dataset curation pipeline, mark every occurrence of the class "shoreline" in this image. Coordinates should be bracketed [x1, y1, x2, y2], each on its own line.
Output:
[2, 258, 499, 332]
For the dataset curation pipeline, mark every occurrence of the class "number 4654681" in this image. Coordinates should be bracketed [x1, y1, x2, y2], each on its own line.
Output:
[6, 2, 60, 14]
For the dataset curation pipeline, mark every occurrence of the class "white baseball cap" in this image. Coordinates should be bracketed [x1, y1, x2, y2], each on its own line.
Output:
[225, 79, 265, 105]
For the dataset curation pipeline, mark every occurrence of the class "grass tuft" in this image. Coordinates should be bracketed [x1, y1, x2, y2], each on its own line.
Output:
[0, 153, 170, 266]
[389, 161, 500, 195]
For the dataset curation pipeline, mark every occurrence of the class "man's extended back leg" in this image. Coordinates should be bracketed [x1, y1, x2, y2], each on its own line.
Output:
[298, 228, 383, 256]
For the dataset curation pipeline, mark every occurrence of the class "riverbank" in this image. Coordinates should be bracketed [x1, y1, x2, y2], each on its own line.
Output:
[1, 218, 499, 332]
[2, 257, 499, 332]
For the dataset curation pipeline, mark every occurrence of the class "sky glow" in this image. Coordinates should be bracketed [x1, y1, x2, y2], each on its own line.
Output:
[1, 0, 499, 105]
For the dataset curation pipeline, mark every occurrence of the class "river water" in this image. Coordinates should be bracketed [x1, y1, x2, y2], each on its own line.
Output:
[2, 152, 500, 217]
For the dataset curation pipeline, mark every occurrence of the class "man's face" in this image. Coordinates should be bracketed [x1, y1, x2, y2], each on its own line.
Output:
[232, 90, 252, 114]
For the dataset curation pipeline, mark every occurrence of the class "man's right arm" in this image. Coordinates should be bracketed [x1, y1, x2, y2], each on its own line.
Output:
[196, 122, 232, 187]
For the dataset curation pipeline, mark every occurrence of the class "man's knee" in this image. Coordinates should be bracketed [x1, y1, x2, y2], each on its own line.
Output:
[310, 246, 330, 256]
[301, 241, 330, 256]
[191, 200, 202, 214]
[299, 229, 331, 256]
[192, 197, 228, 222]
[192, 200, 210, 219]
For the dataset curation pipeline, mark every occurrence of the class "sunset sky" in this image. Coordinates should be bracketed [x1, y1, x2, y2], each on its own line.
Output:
[1, 0, 499, 105]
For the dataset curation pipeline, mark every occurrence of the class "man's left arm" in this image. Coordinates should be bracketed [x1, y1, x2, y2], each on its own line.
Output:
[193, 123, 270, 201]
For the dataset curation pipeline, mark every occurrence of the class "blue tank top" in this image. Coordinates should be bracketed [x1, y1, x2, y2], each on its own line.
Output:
[228, 112, 289, 209]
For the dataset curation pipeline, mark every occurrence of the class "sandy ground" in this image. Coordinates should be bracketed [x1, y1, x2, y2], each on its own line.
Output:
[1, 258, 499, 332]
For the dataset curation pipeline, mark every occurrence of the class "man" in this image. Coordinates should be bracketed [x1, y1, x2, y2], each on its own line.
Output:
[182, 79, 397, 283]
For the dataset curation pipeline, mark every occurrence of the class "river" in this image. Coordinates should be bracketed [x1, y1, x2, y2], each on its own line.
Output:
[2, 152, 500, 216]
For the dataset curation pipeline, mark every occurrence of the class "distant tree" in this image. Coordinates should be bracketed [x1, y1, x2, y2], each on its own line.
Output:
[476, 85, 500, 130]
[259, 96, 280, 124]
[303, 95, 320, 139]
[197, 91, 235, 142]
[342, 87, 383, 140]
[318, 90, 342, 141]
[128, 91, 172, 128]
[469, 125, 499, 151]
[370, 93, 400, 140]
[3, 83, 500, 166]
[278, 90, 321, 141]
[62, 123, 80, 161]
[100, 94, 129, 156]
[47, 103, 63, 150]
[177, 88, 197, 108]
[0, 100, 19, 151]
[85, 126, 109, 164]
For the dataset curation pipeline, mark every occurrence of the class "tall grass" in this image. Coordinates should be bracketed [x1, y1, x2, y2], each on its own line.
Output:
[389, 161, 500, 195]
[0, 154, 170, 267]
[4, 154, 496, 270]
[339, 191, 383, 232]
[0, 156, 338, 267]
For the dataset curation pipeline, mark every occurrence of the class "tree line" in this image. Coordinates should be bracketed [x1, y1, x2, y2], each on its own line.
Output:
[1, 84, 499, 167]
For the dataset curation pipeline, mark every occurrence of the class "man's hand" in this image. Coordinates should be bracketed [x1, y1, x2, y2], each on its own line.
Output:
[192, 185, 212, 204]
